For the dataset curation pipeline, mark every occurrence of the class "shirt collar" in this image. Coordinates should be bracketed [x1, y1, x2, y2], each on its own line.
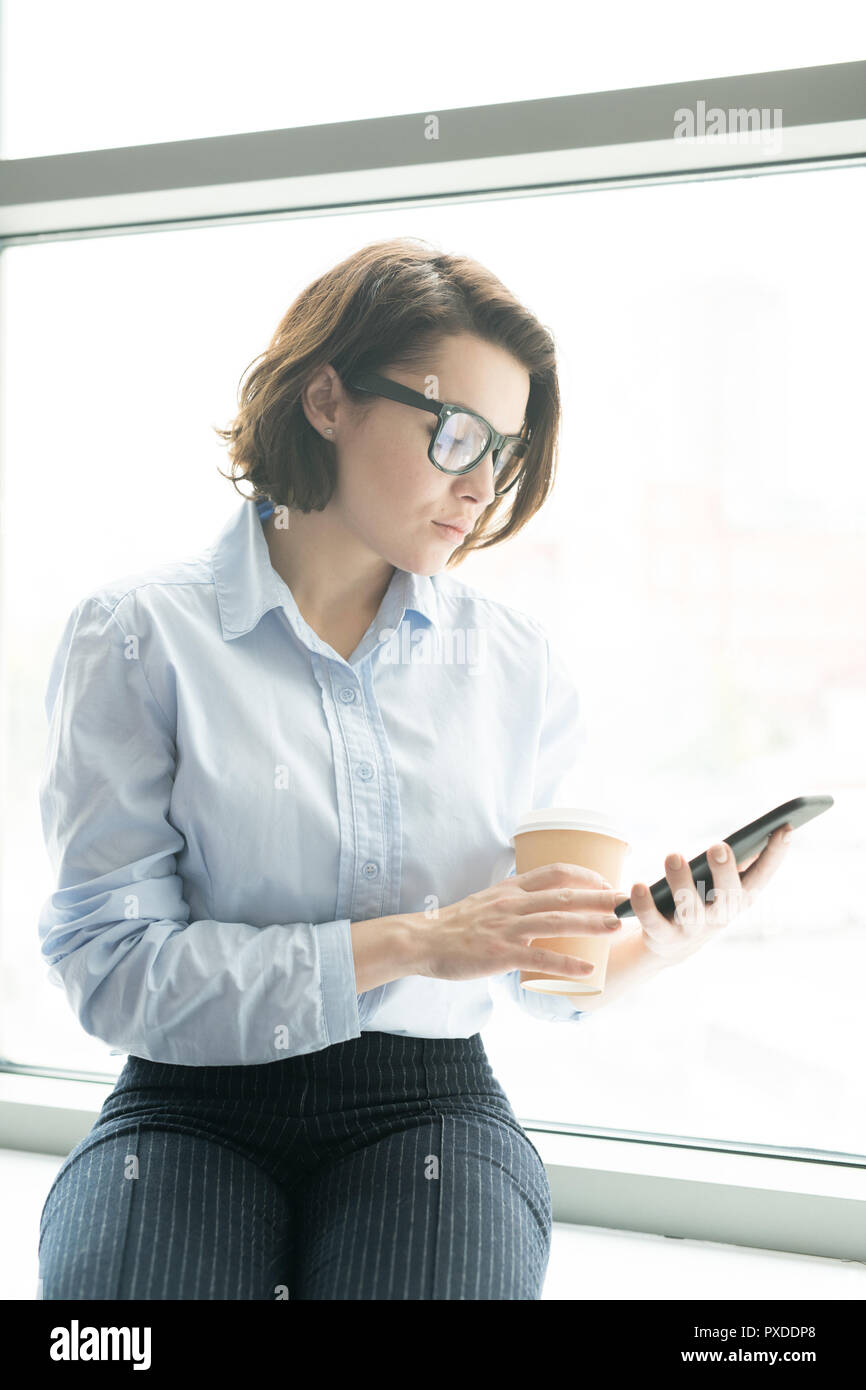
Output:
[209, 496, 440, 648]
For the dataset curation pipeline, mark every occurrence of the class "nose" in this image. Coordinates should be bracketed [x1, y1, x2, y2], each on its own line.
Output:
[458, 450, 498, 510]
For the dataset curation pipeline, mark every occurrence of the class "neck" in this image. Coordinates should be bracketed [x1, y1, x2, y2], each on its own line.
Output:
[262, 506, 395, 629]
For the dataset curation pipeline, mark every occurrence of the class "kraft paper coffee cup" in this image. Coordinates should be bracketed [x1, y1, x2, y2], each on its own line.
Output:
[511, 808, 631, 995]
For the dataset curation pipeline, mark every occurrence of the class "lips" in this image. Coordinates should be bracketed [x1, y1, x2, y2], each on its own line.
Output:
[434, 520, 471, 537]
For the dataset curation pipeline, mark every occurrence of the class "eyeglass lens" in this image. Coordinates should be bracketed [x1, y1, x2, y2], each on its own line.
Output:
[433, 411, 528, 493]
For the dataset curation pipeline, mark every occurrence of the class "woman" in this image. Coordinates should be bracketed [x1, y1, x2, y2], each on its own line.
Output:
[36, 236, 791, 1300]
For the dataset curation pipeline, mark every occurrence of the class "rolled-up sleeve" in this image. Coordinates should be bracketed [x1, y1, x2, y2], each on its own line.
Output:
[500, 632, 590, 1023]
[37, 596, 362, 1065]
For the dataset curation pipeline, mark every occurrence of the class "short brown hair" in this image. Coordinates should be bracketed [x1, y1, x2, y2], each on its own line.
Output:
[213, 236, 562, 568]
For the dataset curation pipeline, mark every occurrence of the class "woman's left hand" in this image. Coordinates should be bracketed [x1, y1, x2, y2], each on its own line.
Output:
[614, 824, 794, 965]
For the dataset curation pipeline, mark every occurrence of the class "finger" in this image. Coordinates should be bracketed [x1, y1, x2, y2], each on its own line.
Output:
[517, 862, 612, 890]
[663, 852, 705, 935]
[738, 825, 793, 894]
[735, 831, 783, 873]
[627, 879, 682, 945]
[518, 947, 597, 979]
[704, 841, 750, 926]
[518, 906, 624, 938]
[514, 887, 622, 915]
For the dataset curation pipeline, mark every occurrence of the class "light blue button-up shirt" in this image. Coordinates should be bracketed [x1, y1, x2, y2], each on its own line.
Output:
[37, 497, 589, 1066]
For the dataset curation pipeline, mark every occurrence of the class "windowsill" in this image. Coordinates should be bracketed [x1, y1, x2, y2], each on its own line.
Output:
[529, 1128, 866, 1201]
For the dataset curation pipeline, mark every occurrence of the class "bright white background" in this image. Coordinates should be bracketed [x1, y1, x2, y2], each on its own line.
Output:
[2, 0, 866, 157]
[1, 2, 864, 1159]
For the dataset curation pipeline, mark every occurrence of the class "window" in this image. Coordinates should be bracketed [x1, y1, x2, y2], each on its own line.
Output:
[2, 163, 864, 1162]
[2, 0, 865, 1202]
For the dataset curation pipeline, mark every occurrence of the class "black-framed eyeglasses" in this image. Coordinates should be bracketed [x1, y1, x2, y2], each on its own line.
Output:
[345, 370, 530, 496]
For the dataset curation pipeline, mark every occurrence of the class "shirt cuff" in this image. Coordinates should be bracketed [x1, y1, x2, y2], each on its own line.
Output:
[317, 918, 363, 1045]
[504, 969, 587, 1022]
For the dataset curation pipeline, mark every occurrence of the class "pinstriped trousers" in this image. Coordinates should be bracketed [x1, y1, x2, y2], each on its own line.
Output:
[38, 1031, 553, 1300]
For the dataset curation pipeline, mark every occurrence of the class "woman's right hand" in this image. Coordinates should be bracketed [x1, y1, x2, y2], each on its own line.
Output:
[415, 862, 625, 983]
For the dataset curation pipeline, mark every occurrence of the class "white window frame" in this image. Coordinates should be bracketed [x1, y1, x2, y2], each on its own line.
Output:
[2, 58, 865, 1263]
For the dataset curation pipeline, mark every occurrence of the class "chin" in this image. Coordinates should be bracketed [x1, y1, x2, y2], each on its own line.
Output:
[378, 522, 464, 576]
[402, 554, 447, 577]
[383, 542, 447, 577]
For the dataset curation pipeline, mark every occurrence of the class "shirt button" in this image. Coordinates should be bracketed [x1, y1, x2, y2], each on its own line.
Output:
[357, 762, 375, 780]
[362, 862, 379, 878]
[339, 688, 357, 703]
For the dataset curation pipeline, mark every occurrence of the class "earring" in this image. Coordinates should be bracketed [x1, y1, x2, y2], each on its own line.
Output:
[324, 428, 334, 437]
